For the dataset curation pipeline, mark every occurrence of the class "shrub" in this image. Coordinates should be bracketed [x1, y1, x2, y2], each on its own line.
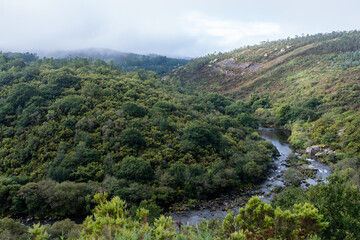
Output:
[116, 157, 153, 184]
[123, 102, 147, 118]
[182, 122, 222, 151]
[120, 128, 146, 149]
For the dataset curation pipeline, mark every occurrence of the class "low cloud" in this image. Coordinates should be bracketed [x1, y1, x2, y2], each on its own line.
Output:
[2, 0, 358, 57]
[182, 12, 281, 50]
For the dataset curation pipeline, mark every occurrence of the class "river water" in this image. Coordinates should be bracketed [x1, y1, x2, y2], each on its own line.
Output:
[171, 127, 332, 225]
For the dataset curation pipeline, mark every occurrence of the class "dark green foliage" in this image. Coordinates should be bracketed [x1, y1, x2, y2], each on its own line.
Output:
[231, 149, 270, 182]
[0, 71, 15, 86]
[303, 97, 321, 110]
[120, 128, 146, 149]
[5, 52, 38, 63]
[236, 112, 258, 128]
[205, 93, 231, 113]
[0, 177, 22, 215]
[124, 89, 139, 99]
[51, 95, 83, 115]
[73, 142, 100, 166]
[47, 167, 70, 182]
[61, 51, 189, 74]
[153, 101, 177, 114]
[290, 107, 318, 122]
[276, 104, 291, 125]
[23, 66, 40, 81]
[137, 69, 158, 81]
[225, 100, 248, 117]
[46, 219, 80, 239]
[17, 104, 43, 127]
[0, 218, 29, 240]
[182, 122, 222, 151]
[130, 200, 162, 224]
[103, 153, 115, 175]
[249, 94, 271, 110]
[122, 102, 147, 118]
[6, 83, 37, 109]
[273, 173, 360, 240]
[165, 162, 186, 189]
[220, 116, 236, 130]
[47, 68, 80, 88]
[17, 180, 99, 218]
[39, 84, 62, 100]
[116, 157, 154, 184]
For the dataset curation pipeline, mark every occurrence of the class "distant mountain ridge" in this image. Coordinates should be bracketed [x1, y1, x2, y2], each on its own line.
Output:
[39, 48, 190, 74]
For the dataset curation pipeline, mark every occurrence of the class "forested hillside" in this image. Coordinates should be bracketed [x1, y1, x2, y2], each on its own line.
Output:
[0, 53, 277, 219]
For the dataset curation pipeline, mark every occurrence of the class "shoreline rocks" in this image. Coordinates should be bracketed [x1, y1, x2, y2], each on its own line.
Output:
[306, 145, 335, 157]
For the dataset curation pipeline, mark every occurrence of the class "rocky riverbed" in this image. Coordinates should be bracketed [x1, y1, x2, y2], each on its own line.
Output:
[170, 128, 332, 225]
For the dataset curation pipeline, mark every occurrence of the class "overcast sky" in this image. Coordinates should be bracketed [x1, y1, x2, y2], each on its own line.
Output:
[0, 0, 359, 57]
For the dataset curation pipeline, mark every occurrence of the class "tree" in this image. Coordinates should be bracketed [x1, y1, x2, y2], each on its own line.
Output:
[182, 122, 222, 151]
[120, 128, 146, 149]
[51, 95, 83, 115]
[47, 68, 80, 88]
[152, 101, 177, 114]
[222, 196, 327, 239]
[47, 167, 70, 183]
[122, 102, 147, 118]
[276, 104, 291, 125]
[225, 100, 248, 117]
[116, 157, 153, 184]
[307, 173, 360, 239]
[6, 83, 37, 110]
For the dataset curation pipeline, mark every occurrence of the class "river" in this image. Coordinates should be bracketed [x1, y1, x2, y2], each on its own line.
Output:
[171, 127, 332, 225]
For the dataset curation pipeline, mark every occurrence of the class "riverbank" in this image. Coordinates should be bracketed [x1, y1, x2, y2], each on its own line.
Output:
[170, 127, 332, 225]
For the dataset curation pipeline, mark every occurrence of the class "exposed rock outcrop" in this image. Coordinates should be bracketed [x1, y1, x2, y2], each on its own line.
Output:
[306, 145, 335, 157]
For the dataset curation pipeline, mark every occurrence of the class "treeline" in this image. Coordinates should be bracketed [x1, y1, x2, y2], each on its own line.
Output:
[116, 54, 189, 74]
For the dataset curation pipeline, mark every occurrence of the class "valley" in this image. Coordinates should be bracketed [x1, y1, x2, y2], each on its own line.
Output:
[0, 31, 360, 239]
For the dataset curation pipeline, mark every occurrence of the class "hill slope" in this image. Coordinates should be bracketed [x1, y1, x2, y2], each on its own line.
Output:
[171, 31, 360, 166]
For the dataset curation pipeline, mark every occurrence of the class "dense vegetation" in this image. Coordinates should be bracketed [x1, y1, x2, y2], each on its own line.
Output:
[0, 52, 277, 220]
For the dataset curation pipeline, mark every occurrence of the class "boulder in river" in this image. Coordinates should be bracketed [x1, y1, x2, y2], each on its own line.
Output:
[306, 145, 321, 155]
[306, 145, 335, 157]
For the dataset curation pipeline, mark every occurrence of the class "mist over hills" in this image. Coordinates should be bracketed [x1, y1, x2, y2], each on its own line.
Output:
[37, 48, 190, 74]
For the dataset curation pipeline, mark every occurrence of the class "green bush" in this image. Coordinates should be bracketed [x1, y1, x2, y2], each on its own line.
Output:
[122, 102, 147, 118]
[51, 95, 84, 115]
[120, 128, 146, 149]
[182, 122, 222, 151]
[116, 157, 154, 184]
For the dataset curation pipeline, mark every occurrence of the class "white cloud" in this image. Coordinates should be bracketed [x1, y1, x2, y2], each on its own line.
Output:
[182, 12, 281, 48]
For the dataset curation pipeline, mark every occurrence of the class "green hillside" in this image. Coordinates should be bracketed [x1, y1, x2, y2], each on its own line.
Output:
[0, 53, 277, 220]
[171, 31, 360, 167]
